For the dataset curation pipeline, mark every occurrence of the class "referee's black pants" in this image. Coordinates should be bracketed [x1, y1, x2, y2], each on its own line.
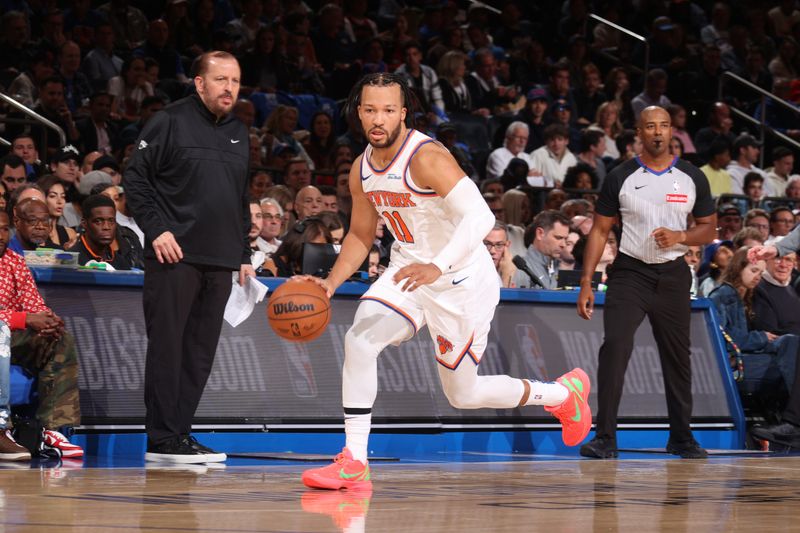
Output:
[595, 253, 695, 444]
[143, 259, 233, 445]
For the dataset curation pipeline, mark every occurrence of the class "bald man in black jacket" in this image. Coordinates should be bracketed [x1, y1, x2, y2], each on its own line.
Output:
[125, 51, 255, 464]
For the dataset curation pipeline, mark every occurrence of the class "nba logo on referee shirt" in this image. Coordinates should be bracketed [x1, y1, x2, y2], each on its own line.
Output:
[667, 180, 687, 203]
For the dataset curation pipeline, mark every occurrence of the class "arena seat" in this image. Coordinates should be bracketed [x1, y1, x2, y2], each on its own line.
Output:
[10, 363, 36, 407]
[249, 91, 340, 131]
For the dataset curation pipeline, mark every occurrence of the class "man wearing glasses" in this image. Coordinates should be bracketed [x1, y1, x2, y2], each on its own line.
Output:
[769, 206, 796, 238]
[753, 248, 800, 335]
[745, 209, 771, 241]
[483, 221, 515, 288]
[8, 198, 57, 253]
[749, 234, 800, 445]
[0, 209, 83, 461]
[1, 155, 27, 193]
[258, 198, 283, 256]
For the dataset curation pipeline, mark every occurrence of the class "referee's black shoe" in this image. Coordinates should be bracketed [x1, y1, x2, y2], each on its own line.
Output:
[579, 436, 618, 458]
[666, 438, 708, 459]
[751, 422, 800, 448]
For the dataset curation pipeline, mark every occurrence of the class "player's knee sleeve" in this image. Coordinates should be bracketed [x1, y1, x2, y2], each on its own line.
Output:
[442, 387, 480, 409]
[440, 376, 483, 409]
[342, 300, 416, 408]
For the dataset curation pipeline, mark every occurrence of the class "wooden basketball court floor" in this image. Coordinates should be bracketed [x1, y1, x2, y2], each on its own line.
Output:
[2, 451, 800, 532]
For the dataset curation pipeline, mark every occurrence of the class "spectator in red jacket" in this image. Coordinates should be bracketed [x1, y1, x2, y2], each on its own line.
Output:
[0, 210, 83, 461]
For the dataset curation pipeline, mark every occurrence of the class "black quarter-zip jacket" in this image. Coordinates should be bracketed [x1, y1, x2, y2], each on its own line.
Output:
[124, 94, 250, 270]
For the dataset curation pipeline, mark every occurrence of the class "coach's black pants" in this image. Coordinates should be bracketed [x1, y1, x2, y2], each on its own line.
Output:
[143, 259, 232, 445]
[595, 253, 695, 443]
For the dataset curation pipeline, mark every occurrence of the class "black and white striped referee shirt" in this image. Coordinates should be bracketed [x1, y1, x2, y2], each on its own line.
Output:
[596, 156, 715, 264]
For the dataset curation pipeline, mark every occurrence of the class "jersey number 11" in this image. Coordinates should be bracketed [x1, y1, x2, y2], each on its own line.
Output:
[382, 211, 414, 243]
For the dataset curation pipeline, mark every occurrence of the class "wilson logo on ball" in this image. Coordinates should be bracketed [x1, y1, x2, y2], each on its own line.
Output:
[273, 302, 316, 315]
[267, 279, 331, 342]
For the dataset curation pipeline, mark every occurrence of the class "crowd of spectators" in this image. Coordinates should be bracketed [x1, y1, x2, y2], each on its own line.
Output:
[0, 0, 797, 280]
[1, 3, 799, 279]
[0, 0, 800, 453]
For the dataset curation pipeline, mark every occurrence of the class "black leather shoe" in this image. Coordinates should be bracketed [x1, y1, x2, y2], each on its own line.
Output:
[751, 422, 800, 447]
[182, 435, 213, 453]
[181, 435, 227, 462]
[666, 438, 708, 459]
[580, 436, 618, 458]
[145, 437, 208, 464]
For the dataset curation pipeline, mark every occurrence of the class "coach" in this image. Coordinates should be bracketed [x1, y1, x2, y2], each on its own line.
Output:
[577, 106, 717, 459]
[125, 51, 254, 463]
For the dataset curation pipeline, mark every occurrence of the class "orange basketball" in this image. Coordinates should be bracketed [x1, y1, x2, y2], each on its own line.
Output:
[267, 279, 331, 342]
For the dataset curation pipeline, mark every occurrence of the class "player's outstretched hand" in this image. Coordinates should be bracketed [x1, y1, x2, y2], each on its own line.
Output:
[577, 282, 594, 320]
[393, 263, 442, 292]
[291, 275, 334, 299]
[748, 245, 778, 263]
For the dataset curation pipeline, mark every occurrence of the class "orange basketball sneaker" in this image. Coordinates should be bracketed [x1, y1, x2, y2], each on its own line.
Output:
[301, 487, 373, 531]
[544, 368, 592, 446]
[302, 448, 372, 490]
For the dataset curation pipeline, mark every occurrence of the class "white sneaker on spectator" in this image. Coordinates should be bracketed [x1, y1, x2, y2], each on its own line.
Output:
[43, 430, 84, 458]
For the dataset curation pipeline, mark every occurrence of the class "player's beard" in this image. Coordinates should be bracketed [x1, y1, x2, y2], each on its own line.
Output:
[368, 121, 402, 149]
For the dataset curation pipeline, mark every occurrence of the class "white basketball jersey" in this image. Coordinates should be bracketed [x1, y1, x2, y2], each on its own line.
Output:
[359, 129, 480, 271]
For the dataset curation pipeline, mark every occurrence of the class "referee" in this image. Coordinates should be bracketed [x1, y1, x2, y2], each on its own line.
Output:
[125, 51, 254, 463]
[577, 106, 717, 459]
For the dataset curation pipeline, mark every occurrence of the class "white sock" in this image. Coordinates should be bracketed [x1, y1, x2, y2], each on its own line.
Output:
[344, 412, 371, 463]
[525, 380, 569, 407]
[344, 516, 366, 533]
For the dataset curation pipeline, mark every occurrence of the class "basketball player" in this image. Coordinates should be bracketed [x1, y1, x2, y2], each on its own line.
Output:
[300, 73, 592, 491]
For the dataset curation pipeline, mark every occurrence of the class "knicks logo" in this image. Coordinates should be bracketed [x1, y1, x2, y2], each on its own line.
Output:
[437, 335, 454, 355]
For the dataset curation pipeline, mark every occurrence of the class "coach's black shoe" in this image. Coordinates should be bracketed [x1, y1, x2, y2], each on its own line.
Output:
[751, 422, 800, 448]
[145, 437, 209, 464]
[579, 436, 618, 459]
[181, 435, 227, 463]
[666, 438, 708, 459]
